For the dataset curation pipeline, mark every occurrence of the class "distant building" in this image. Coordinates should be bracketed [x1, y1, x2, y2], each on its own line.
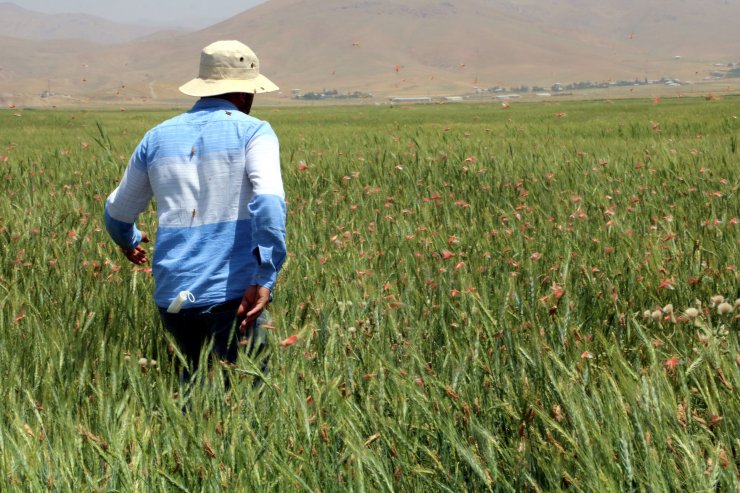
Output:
[390, 97, 432, 104]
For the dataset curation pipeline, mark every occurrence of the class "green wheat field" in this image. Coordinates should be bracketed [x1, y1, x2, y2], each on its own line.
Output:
[1, 97, 738, 492]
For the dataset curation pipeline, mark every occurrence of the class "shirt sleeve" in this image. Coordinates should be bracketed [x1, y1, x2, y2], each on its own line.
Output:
[245, 128, 287, 290]
[104, 138, 153, 249]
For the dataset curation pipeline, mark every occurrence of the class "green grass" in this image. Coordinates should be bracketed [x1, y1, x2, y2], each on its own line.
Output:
[1, 97, 738, 491]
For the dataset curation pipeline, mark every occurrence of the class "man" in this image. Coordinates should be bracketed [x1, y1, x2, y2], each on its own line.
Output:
[104, 40, 287, 386]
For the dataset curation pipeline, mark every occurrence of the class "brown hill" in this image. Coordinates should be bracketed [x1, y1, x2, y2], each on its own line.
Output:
[202, 0, 634, 91]
[502, 0, 740, 60]
[0, 2, 174, 44]
[1, 0, 738, 106]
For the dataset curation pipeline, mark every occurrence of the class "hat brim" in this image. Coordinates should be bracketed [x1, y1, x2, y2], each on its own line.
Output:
[179, 74, 279, 97]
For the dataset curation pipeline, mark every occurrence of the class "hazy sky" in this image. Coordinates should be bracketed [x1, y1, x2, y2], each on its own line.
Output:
[9, 0, 266, 29]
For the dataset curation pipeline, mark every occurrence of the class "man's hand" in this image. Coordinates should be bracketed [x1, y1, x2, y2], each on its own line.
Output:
[237, 284, 270, 332]
[121, 232, 149, 264]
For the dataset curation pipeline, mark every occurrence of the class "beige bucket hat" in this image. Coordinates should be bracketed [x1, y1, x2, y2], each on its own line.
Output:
[179, 40, 278, 97]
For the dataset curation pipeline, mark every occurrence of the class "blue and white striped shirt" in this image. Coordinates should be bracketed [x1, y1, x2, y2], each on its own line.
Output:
[105, 98, 287, 308]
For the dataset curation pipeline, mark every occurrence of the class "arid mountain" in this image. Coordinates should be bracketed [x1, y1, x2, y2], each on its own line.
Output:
[0, 2, 177, 44]
[501, 0, 740, 60]
[1, 0, 738, 106]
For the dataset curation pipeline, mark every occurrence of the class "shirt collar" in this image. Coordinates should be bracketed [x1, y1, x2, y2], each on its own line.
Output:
[190, 98, 239, 112]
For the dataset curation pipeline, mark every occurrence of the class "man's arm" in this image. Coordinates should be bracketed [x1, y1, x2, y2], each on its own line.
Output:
[104, 139, 153, 261]
[237, 127, 287, 328]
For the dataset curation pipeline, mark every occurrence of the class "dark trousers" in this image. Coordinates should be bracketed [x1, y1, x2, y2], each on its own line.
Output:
[158, 298, 269, 388]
